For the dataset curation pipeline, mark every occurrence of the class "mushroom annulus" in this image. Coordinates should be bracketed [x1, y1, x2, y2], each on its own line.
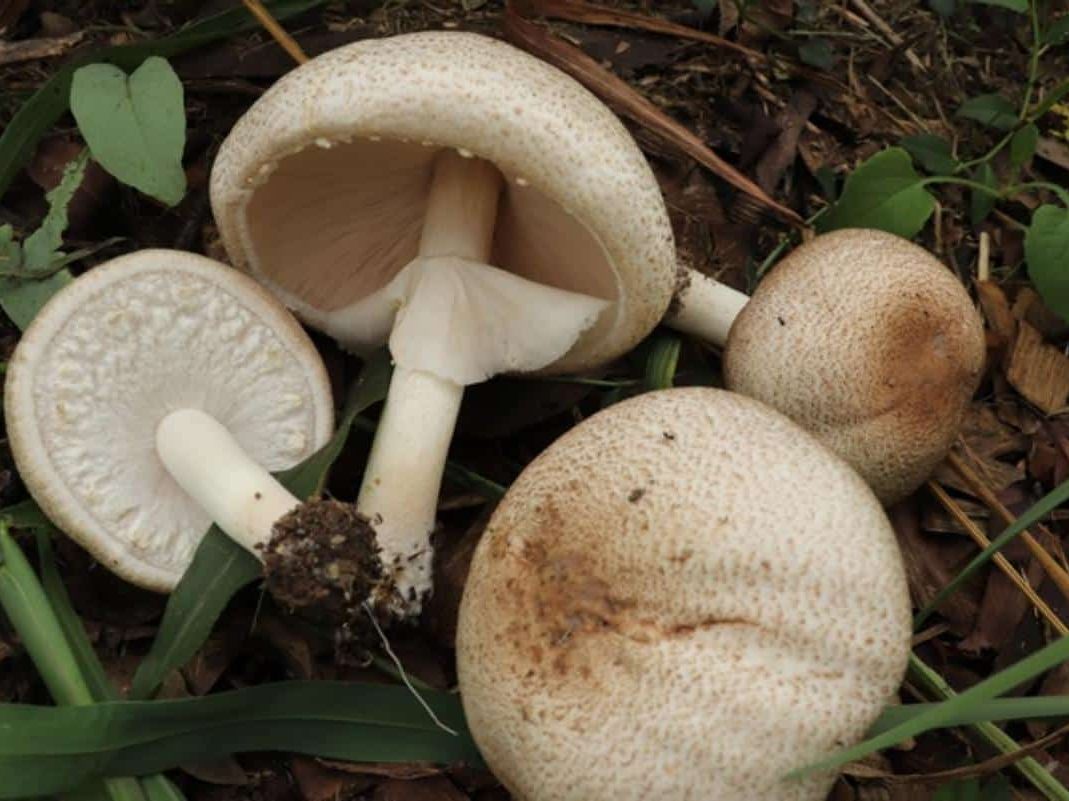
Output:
[210, 31, 681, 616]
[3, 250, 352, 593]
[456, 387, 912, 801]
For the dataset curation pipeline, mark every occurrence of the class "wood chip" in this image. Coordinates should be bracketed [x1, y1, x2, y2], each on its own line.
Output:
[1006, 322, 1069, 414]
[975, 280, 1016, 350]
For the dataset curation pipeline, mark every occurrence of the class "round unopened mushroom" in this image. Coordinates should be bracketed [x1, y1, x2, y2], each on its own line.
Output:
[210, 31, 677, 615]
[4, 250, 338, 591]
[721, 229, 986, 504]
[456, 388, 911, 801]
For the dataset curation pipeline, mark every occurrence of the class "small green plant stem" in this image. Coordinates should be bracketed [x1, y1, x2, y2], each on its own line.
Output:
[922, 176, 1069, 208]
[908, 653, 1069, 801]
[0, 525, 147, 801]
[1021, 0, 1043, 118]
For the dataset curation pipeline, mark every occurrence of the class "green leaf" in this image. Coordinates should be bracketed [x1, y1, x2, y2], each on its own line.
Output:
[0, 681, 480, 798]
[129, 352, 393, 701]
[901, 133, 959, 175]
[1031, 78, 1069, 120]
[0, 225, 22, 275]
[20, 151, 89, 273]
[982, 776, 1013, 801]
[70, 58, 186, 206]
[1010, 123, 1039, 171]
[929, 0, 957, 16]
[0, 0, 326, 200]
[817, 148, 936, 238]
[644, 334, 682, 391]
[934, 780, 981, 801]
[970, 162, 998, 225]
[797, 38, 834, 70]
[793, 633, 1069, 776]
[1044, 15, 1069, 45]
[957, 94, 1018, 131]
[970, 0, 1027, 10]
[1025, 205, 1069, 322]
[0, 268, 72, 330]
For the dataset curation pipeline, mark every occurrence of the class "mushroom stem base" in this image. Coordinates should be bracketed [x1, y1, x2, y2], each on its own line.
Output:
[356, 365, 463, 616]
[156, 408, 300, 556]
[663, 269, 749, 346]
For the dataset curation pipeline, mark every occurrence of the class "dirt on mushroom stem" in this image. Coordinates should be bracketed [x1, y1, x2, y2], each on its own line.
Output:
[260, 499, 392, 662]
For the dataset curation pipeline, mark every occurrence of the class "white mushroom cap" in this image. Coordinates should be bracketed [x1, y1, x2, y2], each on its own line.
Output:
[456, 388, 911, 801]
[725, 229, 986, 504]
[4, 250, 334, 591]
[209, 31, 676, 374]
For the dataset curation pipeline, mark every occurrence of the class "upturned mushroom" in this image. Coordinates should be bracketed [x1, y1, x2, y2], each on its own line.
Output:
[4, 250, 344, 592]
[718, 229, 986, 504]
[210, 31, 678, 615]
[456, 388, 912, 801]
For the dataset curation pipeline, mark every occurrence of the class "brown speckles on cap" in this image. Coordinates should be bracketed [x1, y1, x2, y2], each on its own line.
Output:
[456, 388, 911, 801]
[725, 229, 986, 504]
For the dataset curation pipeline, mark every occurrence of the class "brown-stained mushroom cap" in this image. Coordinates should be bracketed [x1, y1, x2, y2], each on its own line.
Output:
[456, 388, 911, 801]
[725, 229, 986, 504]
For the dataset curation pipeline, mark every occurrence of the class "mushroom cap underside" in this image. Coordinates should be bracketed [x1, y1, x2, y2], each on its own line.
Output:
[210, 31, 676, 373]
[456, 387, 912, 801]
[4, 250, 334, 591]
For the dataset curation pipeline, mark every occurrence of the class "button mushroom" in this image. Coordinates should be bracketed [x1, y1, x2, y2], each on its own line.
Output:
[210, 31, 678, 615]
[4, 250, 337, 591]
[720, 229, 986, 504]
[456, 387, 912, 801]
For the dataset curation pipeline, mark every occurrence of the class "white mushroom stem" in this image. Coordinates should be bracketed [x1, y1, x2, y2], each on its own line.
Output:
[662, 269, 749, 346]
[355, 150, 502, 610]
[156, 408, 300, 556]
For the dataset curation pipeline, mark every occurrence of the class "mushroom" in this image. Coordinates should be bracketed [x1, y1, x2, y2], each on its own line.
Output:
[719, 229, 986, 504]
[3, 250, 339, 592]
[456, 387, 912, 801]
[210, 31, 677, 616]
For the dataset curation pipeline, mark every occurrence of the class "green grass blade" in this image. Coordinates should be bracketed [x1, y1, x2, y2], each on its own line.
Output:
[0, 681, 469, 754]
[916, 474, 1069, 627]
[0, 0, 325, 197]
[130, 354, 391, 701]
[0, 524, 94, 706]
[898, 654, 1069, 801]
[34, 529, 116, 701]
[791, 635, 1069, 779]
[872, 694, 1069, 731]
[643, 333, 682, 391]
[0, 720, 477, 799]
[127, 532, 259, 701]
[0, 681, 479, 796]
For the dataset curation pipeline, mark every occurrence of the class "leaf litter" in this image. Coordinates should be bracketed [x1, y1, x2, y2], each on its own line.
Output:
[2, 1, 1069, 800]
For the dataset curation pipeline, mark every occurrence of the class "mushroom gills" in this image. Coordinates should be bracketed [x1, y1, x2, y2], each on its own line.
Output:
[351, 149, 609, 616]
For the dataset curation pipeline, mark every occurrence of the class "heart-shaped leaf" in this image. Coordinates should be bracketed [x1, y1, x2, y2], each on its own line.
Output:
[817, 148, 936, 238]
[70, 57, 186, 206]
[1025, 205, 1069, 321]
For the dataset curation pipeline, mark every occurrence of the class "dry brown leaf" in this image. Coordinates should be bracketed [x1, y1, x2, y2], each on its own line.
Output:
[513, 0, 763, 60]
[291, 756, 375, 801]
[890, 503, 980, 635]
[959, 566, 1030, 653]
[321, 761, 443, 780]
[976, 280, 1016, 352]
[0, 31, 83, 65]
[251, 612, 317, 680]
[372, 777, 468, 801]
[1006, 322, 1069, 414]
[502, 4, 804, 227]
